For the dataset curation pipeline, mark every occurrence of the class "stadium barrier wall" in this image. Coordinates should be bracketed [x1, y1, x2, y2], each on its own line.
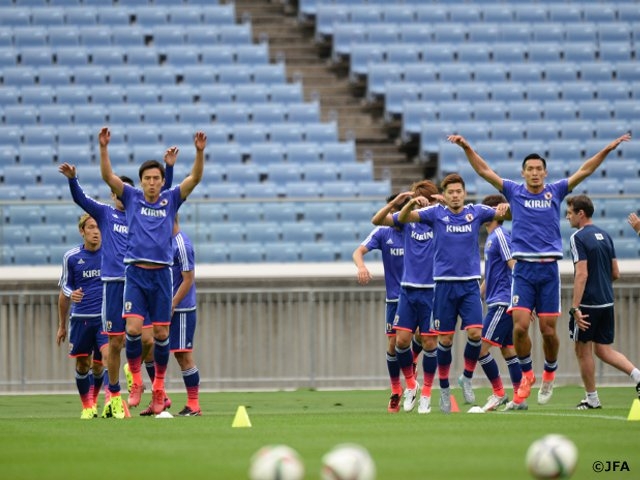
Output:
[1, 262, 639, 394]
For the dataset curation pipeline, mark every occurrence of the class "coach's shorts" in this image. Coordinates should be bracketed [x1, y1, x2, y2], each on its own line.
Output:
[482, 304, 514, 347]
[69, 315, 108, 358]
[393, 287, 434, 335]
[123, 264, 172, 325]
[569, 305, 614, 344]
[431, 280, 483, 334]
[170, 309, 197, 352]
[509, 261, 560, 316]
[385, 301, 398, 336]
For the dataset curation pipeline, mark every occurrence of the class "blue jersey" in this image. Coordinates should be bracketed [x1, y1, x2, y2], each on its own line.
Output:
[569, 224, 616, 307]
[484, 226, 513, 307]
[59, 245, 103, 317]
[172, 230, 197, 311]
[392, 213, 435, 288]
[68, 177, 128, 281]
[501, 178, 570, 259]
[361, 226, 404, 301]
[121, 184, 183, 265]
[417, 203, 495, 281]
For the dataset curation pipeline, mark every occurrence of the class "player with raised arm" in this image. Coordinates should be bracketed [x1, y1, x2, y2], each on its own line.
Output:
[396, 174, 507, 413]
[372, 180, 441, 414]
[99, 126, 206, 415]
[448, 133, 630, 410]
[353, 194, 406, 412]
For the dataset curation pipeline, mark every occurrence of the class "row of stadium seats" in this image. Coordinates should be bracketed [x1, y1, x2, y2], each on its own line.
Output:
[1, 62, 288, 85]
[0, 4, 236, 27]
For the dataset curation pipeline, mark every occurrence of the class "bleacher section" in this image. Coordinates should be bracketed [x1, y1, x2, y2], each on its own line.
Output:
[306, 0, 639, 257]
[0, 1, 388, 265]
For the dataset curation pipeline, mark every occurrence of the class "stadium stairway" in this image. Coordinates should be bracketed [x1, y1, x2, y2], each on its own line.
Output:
[233, 0, 426, 192]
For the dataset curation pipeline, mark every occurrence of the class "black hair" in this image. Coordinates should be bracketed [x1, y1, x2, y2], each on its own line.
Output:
[138, 160, 165, 180]
[119, 175, 134, 187]
[522, 153, 547, 170]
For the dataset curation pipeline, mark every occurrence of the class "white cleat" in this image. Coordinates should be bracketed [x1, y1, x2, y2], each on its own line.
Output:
[537, 380, 554, 405]
[439, 388, 451, 414]
[403, 384, 419, 412]
[457, 374, 475, 404]
[482, 394, 508, 412]
[417, 395, 431, 414]
[502, 400, 528, 411]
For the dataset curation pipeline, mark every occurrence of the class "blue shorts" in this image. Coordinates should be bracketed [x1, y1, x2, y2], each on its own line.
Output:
[123, 264, 173, 325]
[69, 315, 108, 358]
[482, 305, 514, 348]
[569, 306, 615, 344]
[509, 261, 561, 316]
[170, 309, 197, 352]
[431, 280, 483, 334]
[385, 301, 398, 336]
[103, 280, 125, 335]
[393, 287, 435, 335]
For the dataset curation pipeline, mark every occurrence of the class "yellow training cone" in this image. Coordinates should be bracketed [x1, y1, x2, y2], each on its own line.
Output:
[232, 405, 252, 428]
[627, 399, 640, 421]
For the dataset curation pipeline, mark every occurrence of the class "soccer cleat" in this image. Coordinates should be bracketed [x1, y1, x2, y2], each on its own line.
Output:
[457, 374, 475, 404]
[403, 384, 419, 412]
[576, 399, 602, 410]
[123, 363, 133, 393]
[80, 407, 94, 419]
[151, 389, 165, 415]
[128, 383, 144, 407]
[439, 388, 451, 414]
[482, 394, 508, 412]
[387, 393, 401, 413]
[91, 405, 98, 418]
[110, 395, 126, 419]
[502, 400, 529, 411]
[516, 373, 536, 399]
[177, 406, 202, 417]
[140, 396, 172, 416]
[537, 379, 555, 405]
[101, 401, 112, 418]
[636, 382, 640, 400]
[417, 395, 431, 414]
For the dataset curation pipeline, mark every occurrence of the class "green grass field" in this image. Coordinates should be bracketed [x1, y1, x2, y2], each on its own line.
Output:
[0, 386, 638, 480]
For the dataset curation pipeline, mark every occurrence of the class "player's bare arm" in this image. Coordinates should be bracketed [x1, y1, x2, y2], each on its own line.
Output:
[98, 127, 124, 197]
[371, 191, 412, 226]
[180, 131, 207, 200]
[58, 163, 77, 179]
[448, 134, 503, 191]
[164, 146, 178, 167]
[397, 196, 427, 224]
[627, 212, 640, 235]
[568, 133, 631, 190]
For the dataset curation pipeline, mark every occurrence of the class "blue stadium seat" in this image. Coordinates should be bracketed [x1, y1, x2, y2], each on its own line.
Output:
[225, 164, 261, 184]
[167, 5, 202, 25]
[304, 122, 338, 143]
[303, 163, 339, 183]
[218, 24, 252, 44]
[544, 62, 579, 83]
[18, 145, 56, 166]
[20, 85, 54, 106]
[285, 142, 320, 164]
[126, 46, 159, 67]
[234, 84, 268, 104]
[152, 25, 186, 49]
[357, 180, 391, 198]
[20, 46, 53, 66]
[269, 82, 303, 104]
[0, 185, 24, 201]
[5, 204, 43, 226]
[262, 202, 298, 223]
[340, 162, 373, 183]
[508, 101, 542, 122]
[285, 181, 321, 198]
[561, 121, 595, 141]
[599, 42, 634, 62]
[210, 223, 245, 243]
[29, 224, 65, 246]
[202, 4, 236, 25]
[228, 243, 264, 263]
[2, 66, 37, 86]
[404, 63, 438, 84]
[543, 101, 578, 121]
[214, 103, 248, 125]
[0, 7, 30, 26]
[233, 123, 268, 150]
[14, 26, 48, 47]
[252, 63, 286, 85]
[208, 182, 244, 200]
[577, 100, 612, 121]
[525, 121, 560, 142]
[322, 181, 358, 199]
[249, 142, 286, 165]
[159, 84, 195, 104]
[492, 43, 527, 63]
[400, 23, 432, 44]
[456, 82, 490, 103]
[235, 43, 269, 65]
[367, 23, 401, 45]
[245, 222, 280, 243]
[251, 103, 287, 124]
[299, 242, 336, 262]
[473, 63, 508, 83]
[321, 141, 356, 163]
[605, 160, 638, 180]
[616, 62, 640, 83]
[561, 81, 595, 102]
[13, 245, 48, 266]
[473, 101, 507, 123]
[614, 239, 639, 259]
[37, 66, 72, 86]
[64, 6, 98, 25]
[526, 83, 561, 102]
[55, 46, 89, 67]
[112, 25, 146, 47]
[23, 185, 61, 201]
[580, 62, 615, 82]
[263, 242, 300, 263]
[386, 43, 421, 65]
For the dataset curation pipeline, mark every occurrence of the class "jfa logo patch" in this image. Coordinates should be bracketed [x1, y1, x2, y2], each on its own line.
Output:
[512, 295, 520, 306]
[124, 302, 132, 312]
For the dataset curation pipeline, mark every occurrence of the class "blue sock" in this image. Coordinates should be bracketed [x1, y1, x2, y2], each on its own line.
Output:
[505, 355, 522, 387]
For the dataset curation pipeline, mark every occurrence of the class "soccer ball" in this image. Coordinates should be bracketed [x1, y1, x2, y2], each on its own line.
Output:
[321, 443, 376, 480]
[525, 434, 578, 479]
[248, 444, 305, 480]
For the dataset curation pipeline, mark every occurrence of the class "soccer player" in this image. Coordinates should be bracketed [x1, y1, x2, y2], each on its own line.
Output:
[59, 155, 175, 419]
[566, 195, 640, 408]
[56, 213, 108, 419]
[476, 194, 525, 412]
[99, 126, 206, 415]
[353, 193, 405, 412]
[448, 133, 630, 410]
[372, 180, 441, 414]
[396, 174, 507, 413]
[167, 215, 202, 416]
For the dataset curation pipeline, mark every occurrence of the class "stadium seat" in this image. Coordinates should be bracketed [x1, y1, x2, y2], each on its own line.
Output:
[262, 202, 298, 223]
[263, 242, 300, 263]
[210, 223, 245, 243]
[249, 142, 286, 165]
[13, 245, 48, 266]
[285, 181, 321, 199]
[228, 243, 264, 263]
[299, 242, 336, 262]
[245, 222, 280, 243]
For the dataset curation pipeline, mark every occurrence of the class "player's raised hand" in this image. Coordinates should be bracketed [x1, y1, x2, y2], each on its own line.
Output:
[98, 127, 110, 147]
[194, 131, 207, 151]
[58, 162, 77, 179]
[164, 146, 179, 166]
[608, 132, 631, 151]
[447, 134, 469, 148]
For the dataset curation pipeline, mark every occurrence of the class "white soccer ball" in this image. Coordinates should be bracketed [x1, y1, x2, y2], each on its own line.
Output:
[525, 434, 578, 479]
[321, 443, 376, 480]
[248, 444, 304, 480]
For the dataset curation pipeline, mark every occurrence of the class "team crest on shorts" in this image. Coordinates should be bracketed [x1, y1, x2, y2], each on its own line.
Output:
[392, 314, 399, 326]
[68, 343, 74, 354]
[124, 301, 132, 312]
[512, 295, 520, 306]
[432, 318, 440, 330]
